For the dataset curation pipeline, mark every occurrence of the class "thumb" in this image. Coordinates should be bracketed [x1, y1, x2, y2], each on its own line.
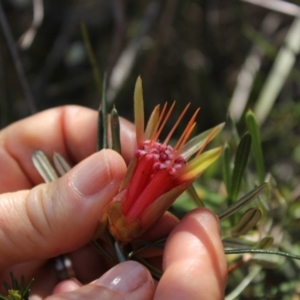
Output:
[49, 261, 155, 300]
[0, 149, 126, 268]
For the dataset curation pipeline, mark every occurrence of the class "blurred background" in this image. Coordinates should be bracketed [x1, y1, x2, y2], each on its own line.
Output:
[0, 0, 280, 124]
[2, 0, 300, 181]
[2, 0, 300, 298]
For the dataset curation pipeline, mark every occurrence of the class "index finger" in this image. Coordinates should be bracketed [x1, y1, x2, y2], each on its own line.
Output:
[155, 208, 227, 300]
[0, 105, 136, 192]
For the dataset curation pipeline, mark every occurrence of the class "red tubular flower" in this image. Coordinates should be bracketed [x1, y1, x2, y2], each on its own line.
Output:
[100, 77, 224, 243]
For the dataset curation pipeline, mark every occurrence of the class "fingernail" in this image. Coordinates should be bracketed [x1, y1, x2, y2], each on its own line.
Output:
[96, 261, 149, 293]
[70, 151, 112, 196]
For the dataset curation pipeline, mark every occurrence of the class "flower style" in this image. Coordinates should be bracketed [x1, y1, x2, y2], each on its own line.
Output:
[100, 77, 224, 243]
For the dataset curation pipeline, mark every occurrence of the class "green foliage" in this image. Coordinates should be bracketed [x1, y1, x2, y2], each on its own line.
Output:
[0, 273, 33, 300]
[246, 110, 266, 183]
[4, 0, 300, 298]
[228, 133, 252, 204]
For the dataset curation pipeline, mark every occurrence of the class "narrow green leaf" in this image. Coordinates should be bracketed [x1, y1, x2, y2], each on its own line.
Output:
[53, 153, 72, 176]
[248, 259, 278, 269]
[229, 132, 252, 203]
[110, 106, 122, 154]
[32, 151, 58, 183]
[3, 281, 11, 292]
[101, 73, 108, 150]
[231, 208, 261, 237]
[114, 241, 126, 262]
[129, 238, 166, 256]
[224, 248, 300, 261]
[80, 21, 102, 96]
[218, 183, 266, 220]
[97, 107, 104, 151]
[20, 276, 25, 290]
[10, 273, 18, 291]
[246, 110, 265, 183]
[224, 266, 261, 300]
[91, 240, 114, 261]
[255, 236, 274, 249]
[186, 184, 205, 207]
[135, 257, 162, 280]
[21, 278, 34, 300]
[81, 18, 107, 151]
[222, 143, 231, 194]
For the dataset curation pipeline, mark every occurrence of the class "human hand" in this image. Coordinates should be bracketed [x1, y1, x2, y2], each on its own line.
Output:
[48, 208, 227, 300]
[0, 106, 227, 299]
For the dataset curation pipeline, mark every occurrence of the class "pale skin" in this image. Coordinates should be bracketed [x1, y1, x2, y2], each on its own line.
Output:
[0, 106, 227, 299]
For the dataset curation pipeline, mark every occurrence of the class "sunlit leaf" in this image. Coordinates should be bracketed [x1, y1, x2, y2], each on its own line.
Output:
[222, 143, 231, 194]
[246, 110, 265, 183]
[218, 183, 266, 220]
[231, 208, 261, 237]
[229, 132, 252, 203]
[255, 236, 274, 249]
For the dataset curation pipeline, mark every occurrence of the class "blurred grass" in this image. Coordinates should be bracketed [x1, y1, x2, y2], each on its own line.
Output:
[2, 0, 300, 298]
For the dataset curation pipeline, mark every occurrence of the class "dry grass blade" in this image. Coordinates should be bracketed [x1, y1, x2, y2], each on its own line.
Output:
[253, 15, 300, 125]
[18, 0, 44, 50]
[242, 0, 300, 16]
[228, 13, 280, 122]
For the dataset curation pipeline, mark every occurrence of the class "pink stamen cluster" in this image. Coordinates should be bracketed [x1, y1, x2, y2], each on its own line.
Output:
[135, 140, 186, 175]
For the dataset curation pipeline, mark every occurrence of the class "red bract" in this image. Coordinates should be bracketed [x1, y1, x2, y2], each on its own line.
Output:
[100, 77, 223, 243]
